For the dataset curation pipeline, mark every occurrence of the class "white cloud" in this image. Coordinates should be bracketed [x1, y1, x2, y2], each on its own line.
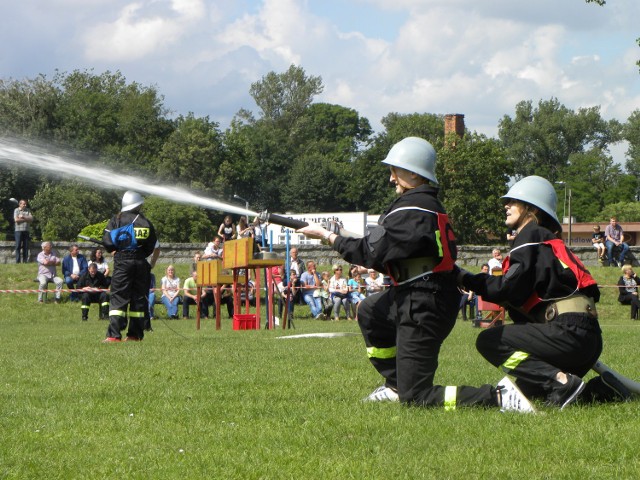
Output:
[83, 0, 205, 62]
[2, 0, 639, 163]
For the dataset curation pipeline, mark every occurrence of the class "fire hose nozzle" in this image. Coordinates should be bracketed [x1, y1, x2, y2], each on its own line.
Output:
[259, 211, 363, 239]
[259, 211, 309, 230]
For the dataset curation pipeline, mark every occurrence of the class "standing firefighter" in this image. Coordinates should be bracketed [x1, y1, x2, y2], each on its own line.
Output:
[102, 191, 160, 343]
[298, 137, 521, 410]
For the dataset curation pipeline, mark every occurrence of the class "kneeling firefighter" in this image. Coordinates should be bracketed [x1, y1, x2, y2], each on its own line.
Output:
[298, 137, 508, 409]
[460, 176, 629, 407]
[102, 191, 160, 342]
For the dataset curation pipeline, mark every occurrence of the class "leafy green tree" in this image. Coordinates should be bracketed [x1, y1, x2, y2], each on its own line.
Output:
[222, 119, 293, 212]
[78, 221, 109, 241]
[623, 109, 640, 199]
[381, 112, 446, 148]
[53, 70, 174, 174]
[438, 133, 513, 244]
[249, 65, 323, 130]
[559, 149, 635, 222]
[348, 138, 396, 213]
[280, 152, 348, 212]
[288, 103, 373, 211]
[600, 202, 640, 223]
[156, 113, 226, 194]
[0, 74, 61, 138]
[30, 181, 120, 240]
[141, 197, 214, 243]
[224, 66, 326, 213]
[498, 98, 621, 182]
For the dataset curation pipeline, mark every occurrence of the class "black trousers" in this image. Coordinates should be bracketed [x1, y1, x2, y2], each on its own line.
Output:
[358, 275, 496, 408]
[476, 314, 602, 398]
[182, 296, 209, 318]
[81, 291, 109, 317]
[618, 293, 640, 319]
[106, 254, 150, 340]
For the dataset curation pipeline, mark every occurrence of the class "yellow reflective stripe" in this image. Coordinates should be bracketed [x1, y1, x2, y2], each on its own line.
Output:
[367, 346, 397, 359]
[109, 309, 126, 317]
[559, 259, 569, 269]
[81, 305, 89, 310]
[101, 302, 109, 307]
[435, 230, 444, 258]
[502, 351, 529, 372]
[129, 311, 146, 318]
[444, 386, 457, 411]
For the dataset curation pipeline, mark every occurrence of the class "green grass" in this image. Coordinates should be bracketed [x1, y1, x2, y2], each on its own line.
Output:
[1, 262, 640, 479]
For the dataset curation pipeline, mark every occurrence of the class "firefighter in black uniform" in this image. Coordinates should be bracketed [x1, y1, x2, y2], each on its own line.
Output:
[298, 137, 519, 410]
[77, 262, 110, 321]
[460, 176, 629, 408]
[102, 191, 160, 342]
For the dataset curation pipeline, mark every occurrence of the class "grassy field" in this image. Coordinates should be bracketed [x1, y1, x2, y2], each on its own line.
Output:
[1, 262, 640, 479]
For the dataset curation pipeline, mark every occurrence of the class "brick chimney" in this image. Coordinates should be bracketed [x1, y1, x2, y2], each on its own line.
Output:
[444, 113, 465, 138]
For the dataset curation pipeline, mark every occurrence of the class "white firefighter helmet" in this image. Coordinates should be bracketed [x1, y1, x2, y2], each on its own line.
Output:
[501, 176, 560, 228]
[381, 137, 438, 185]
[121, 191, 144, 212]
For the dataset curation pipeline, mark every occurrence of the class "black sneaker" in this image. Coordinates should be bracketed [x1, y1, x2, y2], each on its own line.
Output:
[547, 373, 585, 409]
[601, 371, 632, 402]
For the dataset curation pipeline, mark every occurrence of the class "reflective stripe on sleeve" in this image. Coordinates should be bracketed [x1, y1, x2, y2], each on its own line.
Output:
[366, 346, 397, 359]
[444, 386, 457, 411]
[501, 351, 529, 372]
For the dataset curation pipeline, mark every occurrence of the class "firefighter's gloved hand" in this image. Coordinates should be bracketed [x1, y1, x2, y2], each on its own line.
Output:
[454, 266, 472, 287]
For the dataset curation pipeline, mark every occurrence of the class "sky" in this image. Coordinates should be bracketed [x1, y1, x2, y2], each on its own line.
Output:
[2, 0, 639, 162]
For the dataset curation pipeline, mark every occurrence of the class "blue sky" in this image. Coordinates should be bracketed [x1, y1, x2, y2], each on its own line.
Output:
[1, 0, 639, 162]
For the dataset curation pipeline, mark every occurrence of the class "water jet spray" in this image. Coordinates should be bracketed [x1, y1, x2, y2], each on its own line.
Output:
[0, 138, 363, 237]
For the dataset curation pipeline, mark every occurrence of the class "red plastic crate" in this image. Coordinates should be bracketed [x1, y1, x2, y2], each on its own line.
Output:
[233, 314, 258, 330]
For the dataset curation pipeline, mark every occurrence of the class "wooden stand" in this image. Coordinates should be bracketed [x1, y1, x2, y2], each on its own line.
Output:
[195, 237, 284, 330]
[195, 260, 244, 330]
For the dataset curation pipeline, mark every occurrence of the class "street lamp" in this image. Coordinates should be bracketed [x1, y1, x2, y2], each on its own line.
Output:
[555, 181, 567, 222]
[233, 194, 249, 213]
[555, 181, 571, 246]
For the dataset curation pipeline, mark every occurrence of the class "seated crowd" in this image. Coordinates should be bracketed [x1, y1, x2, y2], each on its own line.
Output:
[34, 226, 388, 323]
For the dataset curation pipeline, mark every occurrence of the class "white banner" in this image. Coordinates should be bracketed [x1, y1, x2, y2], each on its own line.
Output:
[263, 212, 380, 245]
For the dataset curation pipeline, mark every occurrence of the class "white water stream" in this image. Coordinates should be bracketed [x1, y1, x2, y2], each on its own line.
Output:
[0, 138, 257, 218]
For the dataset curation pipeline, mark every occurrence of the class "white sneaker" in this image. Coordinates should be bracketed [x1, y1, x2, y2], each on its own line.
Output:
[363, 385, 399, 403]
[497, 376, 536, 414]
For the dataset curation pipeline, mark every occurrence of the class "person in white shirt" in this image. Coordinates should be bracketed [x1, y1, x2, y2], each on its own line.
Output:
[364, 269, 384, 296]
[203, 236, 224, 260]
[487, 248, 503, 274]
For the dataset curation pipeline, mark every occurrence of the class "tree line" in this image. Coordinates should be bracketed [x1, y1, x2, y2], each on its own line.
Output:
[1, 66, 639, 245]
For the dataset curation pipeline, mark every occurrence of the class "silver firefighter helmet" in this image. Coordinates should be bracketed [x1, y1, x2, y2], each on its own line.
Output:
[381, 137, 438, 185]
[501, 176, 560, 228]
[121, 191, 144, 212]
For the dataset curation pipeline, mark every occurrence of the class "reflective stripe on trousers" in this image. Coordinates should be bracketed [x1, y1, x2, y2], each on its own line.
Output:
[444, 386, 457, 411]
[501, 351, 530, 373]
[367, 346, 397, 359]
